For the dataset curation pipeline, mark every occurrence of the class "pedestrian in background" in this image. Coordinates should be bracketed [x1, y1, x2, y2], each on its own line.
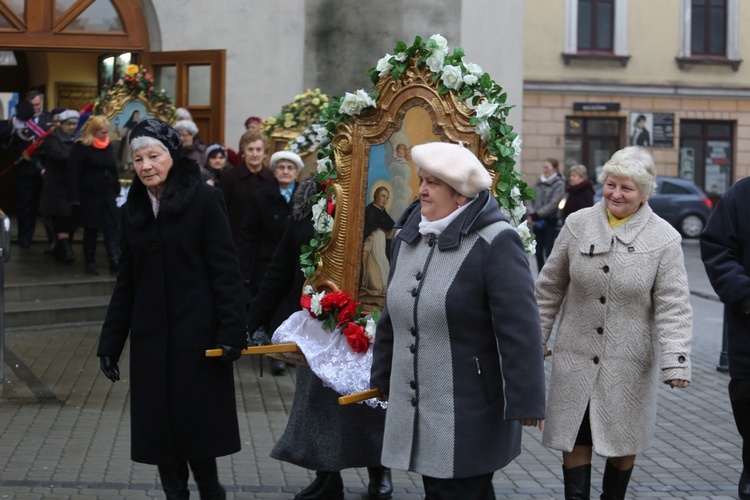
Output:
[560, 164, 594, 222]
[69, 115, 120, 275]
[527, 158, 565, 272]
[201, 142, 229, 186]
[371, 142, 546, 499]
[175, 119, 207, 167]
[535, 146, 692, 499]
[98, 119, 246, 499]
[700, 178, 750, 500]
[39, 109, 79, 264]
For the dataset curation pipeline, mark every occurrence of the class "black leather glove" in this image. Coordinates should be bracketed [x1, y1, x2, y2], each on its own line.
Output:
[216, 344, 242, 363]
[99, 355, 120, 382]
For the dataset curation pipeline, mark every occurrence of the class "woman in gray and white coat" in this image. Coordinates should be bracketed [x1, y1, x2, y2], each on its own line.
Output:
[370, 142, 546, 499]
[535, 146, 692, 500]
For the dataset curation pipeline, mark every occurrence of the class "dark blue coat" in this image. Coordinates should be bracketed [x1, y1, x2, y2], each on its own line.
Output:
[700, 177, 750, 379]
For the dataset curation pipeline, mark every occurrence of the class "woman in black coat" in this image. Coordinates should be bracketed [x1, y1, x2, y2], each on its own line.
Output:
[39, 110, 79, 264]
[97, 119, 246, 499]
[561, 164, 595, 221]
[246, 177, 391, 500]
[69, 115, 120, 275]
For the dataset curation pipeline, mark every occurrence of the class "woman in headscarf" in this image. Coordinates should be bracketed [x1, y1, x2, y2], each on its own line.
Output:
[97, 119, 247, 499]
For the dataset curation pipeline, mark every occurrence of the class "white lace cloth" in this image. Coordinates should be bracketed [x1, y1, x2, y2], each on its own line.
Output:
[272, 310, 386, 409]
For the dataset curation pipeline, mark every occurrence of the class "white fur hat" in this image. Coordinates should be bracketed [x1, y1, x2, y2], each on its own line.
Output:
[270, 151, 304, 171]
[58, 109, 80, 123]
[411, 142, 492, 198]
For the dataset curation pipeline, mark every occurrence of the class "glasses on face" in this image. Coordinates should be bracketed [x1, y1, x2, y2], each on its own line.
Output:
[276, 165, 297, 172]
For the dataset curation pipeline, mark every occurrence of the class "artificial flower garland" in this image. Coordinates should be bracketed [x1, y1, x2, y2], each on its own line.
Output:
[263, 88, 330, 138]
[94, 65, 177, 123]
[300, 286, 380, 354]
[299, 34, 536, 282]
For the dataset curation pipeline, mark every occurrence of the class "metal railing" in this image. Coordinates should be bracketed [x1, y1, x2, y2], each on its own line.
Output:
[0, 208, 9, 388]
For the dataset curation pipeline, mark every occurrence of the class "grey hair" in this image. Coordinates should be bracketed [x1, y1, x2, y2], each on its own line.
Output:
[175, 107, 193, 121]
[598, 146, 657, 198]
[130, 136, 170, 157]
[174, 119, 198, 137]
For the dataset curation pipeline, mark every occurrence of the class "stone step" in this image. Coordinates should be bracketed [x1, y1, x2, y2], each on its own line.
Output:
[4, 295, 111, 329]
[4, 278, 115, 302]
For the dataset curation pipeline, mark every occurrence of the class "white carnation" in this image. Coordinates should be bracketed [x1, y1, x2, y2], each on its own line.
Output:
[303, 285, 314, 295]
[515, 220, 531, 240]
[313, 213, 334, 233]
[429, 34, 449, 55]
[510, 186, 521, 199]
[310, 291, 326, 316]
[340, 92, 360, 115]
[365, 318, 377, 340]
[354, 89, 377, 109]
[440, 64, 463, 91]
[512, 203, 527, 220]
[316, 157, 332, 174]
[463, 62, 483, 76]
[463, 74, 478, 86]
[395, 52, 408, 62]
[311, 197, 327, 219]
[475, 120, 492, 141]
[425, 51, 445, 73]
[511, 136, 523, 158]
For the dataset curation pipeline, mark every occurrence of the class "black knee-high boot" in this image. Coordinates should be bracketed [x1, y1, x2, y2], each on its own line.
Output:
[562, 464, 591, 499]
[188, 458, 225, 500]
[600, 461, 633, 500]
[367, 466, 393, 499]
[158, 462, 190, 499]
[294, 471, 344, 500]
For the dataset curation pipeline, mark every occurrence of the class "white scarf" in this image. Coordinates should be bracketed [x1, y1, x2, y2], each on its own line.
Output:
[147, 188, 160, 217]
[418, 198, 476, 236]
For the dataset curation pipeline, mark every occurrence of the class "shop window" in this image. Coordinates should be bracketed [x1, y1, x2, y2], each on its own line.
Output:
[679, 120, 733, 205]
[564, 117, 622, 182]
[563, 0, 629, 66]
[678, 0, 740, 70]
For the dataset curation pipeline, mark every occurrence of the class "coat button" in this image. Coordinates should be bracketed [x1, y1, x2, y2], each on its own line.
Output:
[411, 397, 417, 407]
[678, 355, 686, 364]
[409, 344, 416, 353]
[411, 288, 418, 297]
[415, 271, 423, 281]
[596, 327, 603, 334]
[410, 327, 417, 336]
[593, 356, 600, 364]
[410, 380, 416, 389]
[428, 238, 435, 247]
[602, 265, 610, 273]
[599, 296, 606, 304]
[152, 242, 159, 252]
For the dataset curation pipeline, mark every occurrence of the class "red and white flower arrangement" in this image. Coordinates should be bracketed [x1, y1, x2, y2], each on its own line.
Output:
[299, 286, 379, 354]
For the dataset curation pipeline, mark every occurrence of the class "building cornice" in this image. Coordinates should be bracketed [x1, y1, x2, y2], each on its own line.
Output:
[524, 80, 750, 99]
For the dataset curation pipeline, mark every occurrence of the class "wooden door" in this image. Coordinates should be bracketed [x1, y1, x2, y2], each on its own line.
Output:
[142, 50, 226, 145]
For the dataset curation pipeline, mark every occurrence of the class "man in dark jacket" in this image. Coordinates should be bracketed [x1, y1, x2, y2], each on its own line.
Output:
[700, 178, 750, 500]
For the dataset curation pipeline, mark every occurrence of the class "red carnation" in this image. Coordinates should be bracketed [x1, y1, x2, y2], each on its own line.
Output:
[320, 291, 350, 312]
[337, 300, 360, 325]
[343, 322, 370, 353]
[327, 195, 336, 216]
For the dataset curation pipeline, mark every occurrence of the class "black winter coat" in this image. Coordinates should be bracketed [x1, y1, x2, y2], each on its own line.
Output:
[39, 128, 76, 217]
[237, 180, 295, 294]
[700, 176, 750, 379]
[98, 157, 247, 465]
[69, 141, 119, 228]
[562, 179, 595, 219]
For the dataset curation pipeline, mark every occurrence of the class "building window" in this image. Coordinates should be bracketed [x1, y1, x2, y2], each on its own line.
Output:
[564, 117, 622, 181]
[678, 0, 740, 69]
[563, 0, 629, 66]
[691, 0, 726, 56]
[578, 0, 614, 52]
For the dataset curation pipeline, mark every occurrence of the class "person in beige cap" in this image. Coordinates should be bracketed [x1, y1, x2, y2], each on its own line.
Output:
[370, 141, 546, 499]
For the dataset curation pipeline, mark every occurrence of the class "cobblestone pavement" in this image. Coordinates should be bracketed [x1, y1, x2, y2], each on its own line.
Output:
[0, 239, 744, 499]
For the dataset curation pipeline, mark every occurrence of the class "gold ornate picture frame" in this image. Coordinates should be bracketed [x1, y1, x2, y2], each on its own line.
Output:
[309, 63, 496, 305]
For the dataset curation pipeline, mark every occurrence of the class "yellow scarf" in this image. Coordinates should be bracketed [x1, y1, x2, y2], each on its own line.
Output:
[607, 209, 635, 229]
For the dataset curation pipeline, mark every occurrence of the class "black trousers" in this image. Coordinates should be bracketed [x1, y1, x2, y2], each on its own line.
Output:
[15, 172, 42, 246]
[422, 472, 495, 500]
[533, 218, 557, 272]
[729, 379, 750, 473]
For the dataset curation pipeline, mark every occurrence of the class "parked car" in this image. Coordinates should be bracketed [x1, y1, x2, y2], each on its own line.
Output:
[594, 176, 713, 238]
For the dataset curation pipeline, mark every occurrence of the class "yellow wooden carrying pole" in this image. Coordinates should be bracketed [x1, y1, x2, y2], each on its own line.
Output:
[338, 388, 382, 405]
[205, 343, 301, 357]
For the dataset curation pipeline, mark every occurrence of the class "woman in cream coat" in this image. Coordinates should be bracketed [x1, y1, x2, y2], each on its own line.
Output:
[535, 146, 692, 500]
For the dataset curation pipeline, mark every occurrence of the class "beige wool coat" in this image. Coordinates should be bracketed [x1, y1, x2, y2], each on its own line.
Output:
[535, 201, 692, 457]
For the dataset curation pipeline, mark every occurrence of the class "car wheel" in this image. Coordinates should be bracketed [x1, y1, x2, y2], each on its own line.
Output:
[679, 214, 705, 238]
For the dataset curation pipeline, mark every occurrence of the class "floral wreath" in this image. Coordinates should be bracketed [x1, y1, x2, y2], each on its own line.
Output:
[262, 88, 330, 140]
[300, 34, 536, 283]
[94, 64, 176, 123]
[300, 286, 380, 354]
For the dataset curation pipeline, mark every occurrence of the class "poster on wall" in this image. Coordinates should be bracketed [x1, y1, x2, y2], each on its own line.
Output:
[705, 140, 731, 197]
[629, 112, 674, 148]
